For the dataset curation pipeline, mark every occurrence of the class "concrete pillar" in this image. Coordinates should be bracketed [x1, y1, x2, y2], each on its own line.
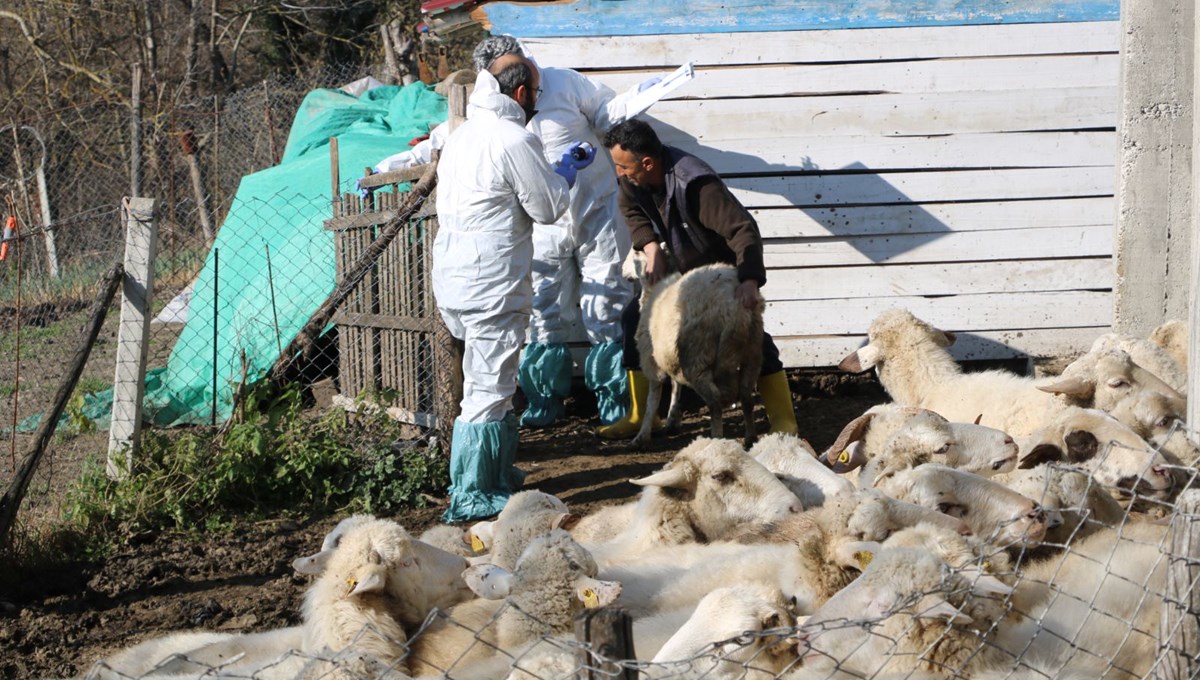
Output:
[1114, 0, 1195, 337]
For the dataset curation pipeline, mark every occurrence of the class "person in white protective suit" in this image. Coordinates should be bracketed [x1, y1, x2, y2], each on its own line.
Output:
[433, 53, 596, 522]
[376, 36, 682, 429]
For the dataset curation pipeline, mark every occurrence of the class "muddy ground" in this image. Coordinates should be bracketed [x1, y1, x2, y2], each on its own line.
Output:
[0, 370, 889, 679]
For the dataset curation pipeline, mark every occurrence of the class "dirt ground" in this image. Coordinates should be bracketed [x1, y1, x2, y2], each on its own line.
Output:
[0, 370, 888, 679]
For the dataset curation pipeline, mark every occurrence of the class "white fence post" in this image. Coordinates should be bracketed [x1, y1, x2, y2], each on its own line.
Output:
[107, 197, 158, 480]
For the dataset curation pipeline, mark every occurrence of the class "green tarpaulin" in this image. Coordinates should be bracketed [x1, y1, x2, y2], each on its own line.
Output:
[22, 81, 448, 432]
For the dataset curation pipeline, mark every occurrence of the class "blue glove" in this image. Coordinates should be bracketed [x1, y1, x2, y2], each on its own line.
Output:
[553, 142, 595, 188]
[355, 169, 376, 199]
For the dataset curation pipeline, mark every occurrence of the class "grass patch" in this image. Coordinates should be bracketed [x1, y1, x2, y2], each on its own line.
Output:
[51, 385, 446, 556]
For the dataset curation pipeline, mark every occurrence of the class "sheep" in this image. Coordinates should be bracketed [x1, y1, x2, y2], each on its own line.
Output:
[840, 308, 1178, 437]
[1089, 331, 1187, 395]
[418, 523, 478, 559]
[1015, 405, 1177, 503]
[582, 437, 802, 565]
[301, 517, 472, 674]
[467, 491, 578, 571]
[292, 514, 372, 574]
[750, 433, 855, 507]
[1106, 389, 1200, 466]
[624, 248, 764, 448]
[818, 403, 1019, 485]
[1149, 318, 1188, 371]
[788, 547, 1017, 679]
[993, 463, 1128, 546]
[1042, 345, 1187, 412]
[643, 584, 798, 679]
[871, 463, 1050, 549]
[406, 529, 621, 677]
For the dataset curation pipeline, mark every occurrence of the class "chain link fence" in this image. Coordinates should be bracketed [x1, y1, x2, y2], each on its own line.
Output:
[0, 62, 453, 548]
[78, 441, 1200, 679]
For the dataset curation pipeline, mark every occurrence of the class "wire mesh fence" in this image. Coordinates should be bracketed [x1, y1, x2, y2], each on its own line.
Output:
[76, 438, 1200, 680]
[0, 63, 451, 550]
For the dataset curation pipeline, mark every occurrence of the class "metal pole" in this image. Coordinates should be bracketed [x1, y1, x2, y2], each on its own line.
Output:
[266, 244, 281, 355]
[211, 247, 219, 427]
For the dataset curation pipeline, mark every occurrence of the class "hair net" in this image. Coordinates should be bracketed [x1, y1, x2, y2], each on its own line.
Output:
[472, 35, 523, 72]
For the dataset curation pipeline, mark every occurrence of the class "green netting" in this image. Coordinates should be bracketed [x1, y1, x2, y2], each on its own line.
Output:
[20, 82, 448, 432]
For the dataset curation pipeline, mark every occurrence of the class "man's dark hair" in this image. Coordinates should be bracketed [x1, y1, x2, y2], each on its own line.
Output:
[603, 118, 663, 159]
[492, 61, 533, 97]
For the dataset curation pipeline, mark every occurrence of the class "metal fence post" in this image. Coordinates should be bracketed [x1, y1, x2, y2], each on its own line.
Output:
[107, 197, 158, 480]
[1158, 489, 1200, 679]
[574, 608, 636, 680]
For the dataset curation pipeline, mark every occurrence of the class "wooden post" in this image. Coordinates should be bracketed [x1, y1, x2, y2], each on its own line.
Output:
[181, 128, 213, 242]
[107, 198, 158, 480]
[34, 160, 59, 279]
[1190, 0, 1200, 442]
[574, 608, 636, 680]
[330, 136, 341, 215]
[1158, 489, 1200, 679]
[130, 62, 143, 198]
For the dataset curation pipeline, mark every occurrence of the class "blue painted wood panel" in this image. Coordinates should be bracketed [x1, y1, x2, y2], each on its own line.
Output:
[480, 0, 1119, 37]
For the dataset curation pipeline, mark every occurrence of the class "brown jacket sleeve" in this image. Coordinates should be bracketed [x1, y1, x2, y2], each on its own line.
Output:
[617, 178, 659, 251]
[689, 177, 767, 286]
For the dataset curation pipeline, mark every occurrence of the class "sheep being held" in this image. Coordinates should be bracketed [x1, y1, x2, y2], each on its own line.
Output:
[624, 249, 764, 448]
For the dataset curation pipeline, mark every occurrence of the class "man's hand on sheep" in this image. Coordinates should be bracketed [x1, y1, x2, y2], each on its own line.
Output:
[642, 241, 669, 285]
[734, 279, 761, 309]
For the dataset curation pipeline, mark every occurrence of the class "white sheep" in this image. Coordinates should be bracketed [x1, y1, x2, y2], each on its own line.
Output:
[1015, 405, 1176, 503]
[789, 547, 1016, 679]
[840, 309, 1178, 438]
[993, 463, 1128, 546]
[819, 403, 1019, 485]
[1149, 318, 1188, 372]
[418, 523, 477, 559]
[871, 463, 1050, 548]
[750, 433, 855, 507]
[1106, 389, 1200, 466]
[625, 250, 764, 449]
[301, 517, 472, 674]
[581, 437, 802, 565]
[1043, 345, 1186, 411]
[644, 584, 798, 679]
[467, 490, 578, 571]
[406, 529, 621, 677]
[292, 514, 372, 575]
[1089, 331, 1187, 395]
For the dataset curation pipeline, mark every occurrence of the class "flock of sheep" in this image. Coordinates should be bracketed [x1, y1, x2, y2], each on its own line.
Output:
[83, 308, 1196, 679]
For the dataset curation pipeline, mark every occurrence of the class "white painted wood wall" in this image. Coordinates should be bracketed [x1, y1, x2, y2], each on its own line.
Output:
[527, 21, 1120, 367]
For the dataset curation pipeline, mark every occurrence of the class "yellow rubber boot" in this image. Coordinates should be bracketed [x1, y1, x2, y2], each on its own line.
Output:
[758, 370, 799, 435]
[596, 370, 663, 439]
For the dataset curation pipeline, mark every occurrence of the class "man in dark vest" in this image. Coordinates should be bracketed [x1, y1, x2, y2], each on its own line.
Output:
[597, 118, 799, 439]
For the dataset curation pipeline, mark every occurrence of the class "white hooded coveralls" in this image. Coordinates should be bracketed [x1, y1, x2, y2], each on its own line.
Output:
[432, 71, 570, 423]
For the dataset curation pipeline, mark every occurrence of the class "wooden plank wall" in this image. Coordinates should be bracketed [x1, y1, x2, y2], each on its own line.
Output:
[523, 20, 1120, 367]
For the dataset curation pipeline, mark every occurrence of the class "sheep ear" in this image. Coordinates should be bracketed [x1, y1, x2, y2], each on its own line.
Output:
[828, 441, 868, 473]
[833, 540, 882, 570]
[463, 564, 513, 600]
[292, 551, 332, 575]
[822, 413, 875, 464]
[575, 576, 622, 609]
[1037, 377, 1094, 398]
[631, 465, 691, 489]
[839, 344, 880, 373]
[919, 598, 973, 625]
[973, 414, 983, 425]
[1063, 430, 1099, 462]
[554, 512, 581, 530]
[938, 331, 957, 348]
[348, 567, 387, 596]
[958, 567, 1015, 597]
[468, 521, 495, 553]
[1018, 443, 1063, 469]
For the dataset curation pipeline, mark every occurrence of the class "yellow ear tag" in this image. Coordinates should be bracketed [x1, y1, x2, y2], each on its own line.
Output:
[346, 577, 358, 593]
[981, 561, 993, 574]
[583, 588, 600, 608]
[470, 533, 485, 553]
[838, 450, 851, 465]
[854, 550, 874, 569]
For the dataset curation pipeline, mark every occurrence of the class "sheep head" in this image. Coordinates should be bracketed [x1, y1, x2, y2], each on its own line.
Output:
[1039, 348, 1185, 412]
[839, 309, 956, 374]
